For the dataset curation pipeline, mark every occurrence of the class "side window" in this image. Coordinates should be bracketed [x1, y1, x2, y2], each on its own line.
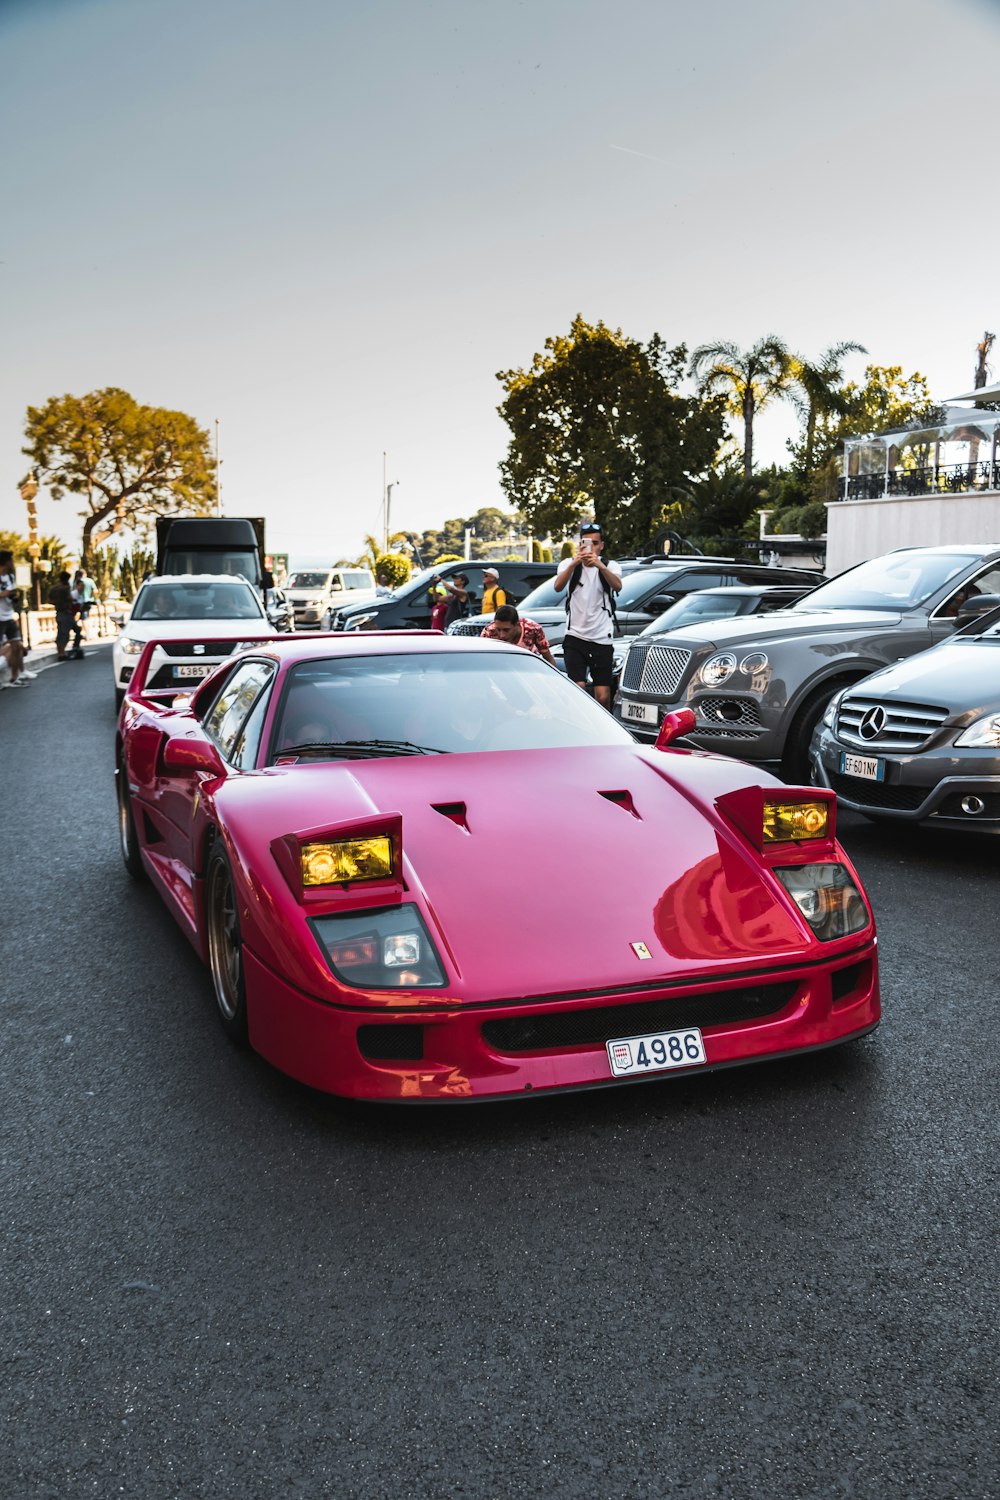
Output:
[231, 684, 272, 770]
[937, 565, 1000, 618]
[204, 660, 275, 763]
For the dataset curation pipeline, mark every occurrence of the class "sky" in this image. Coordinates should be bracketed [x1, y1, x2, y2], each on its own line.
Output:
[3, 0, 1000, 566]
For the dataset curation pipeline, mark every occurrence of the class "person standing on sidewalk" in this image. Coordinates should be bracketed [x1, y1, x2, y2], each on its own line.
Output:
[0, 549, 35, 687]
[552, 522, 622, 709]
[50, 571, 83, 661]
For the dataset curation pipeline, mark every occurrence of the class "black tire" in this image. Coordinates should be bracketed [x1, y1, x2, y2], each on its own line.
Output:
[117, 756, 145, 880]
[205, 843, 250, 1046]
[781, 678, 854, 784]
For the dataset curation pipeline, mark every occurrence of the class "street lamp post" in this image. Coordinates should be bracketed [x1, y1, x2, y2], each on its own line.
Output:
[19, 470, 41, 615]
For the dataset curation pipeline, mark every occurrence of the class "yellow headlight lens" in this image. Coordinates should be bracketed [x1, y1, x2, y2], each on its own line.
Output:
[763, 800, 830, 843]
[300, 836, 393, 886]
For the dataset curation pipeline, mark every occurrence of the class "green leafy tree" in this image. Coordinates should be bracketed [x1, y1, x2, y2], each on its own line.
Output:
[824, 365, 943, 453]
[787, 342, 867, 473]
[689, 335, 791, 477]
[118, 544, 155, 602]
[671, 466, 767, 549]
[23, 387, 216, 557]
[498, 316, 722, 555]
[374, 552, 411, 588]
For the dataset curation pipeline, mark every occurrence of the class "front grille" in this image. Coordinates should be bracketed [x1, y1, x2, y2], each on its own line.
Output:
[837, 694, 949, 753]
[158, 640, 240, 659]
[447, 619, 488, 637]
[828, 771, 927, 810]
[697, 698, 762, 728]
[357, 1024, 425, 1060]
[482, 981, 798, 1054]
[621, 641, 692, 697]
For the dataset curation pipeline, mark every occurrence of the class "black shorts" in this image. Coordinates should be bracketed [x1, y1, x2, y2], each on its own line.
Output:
[0, 619, 20, 644]
[563, 634, 614, 688]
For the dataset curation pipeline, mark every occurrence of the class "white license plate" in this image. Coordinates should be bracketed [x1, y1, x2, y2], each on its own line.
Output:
[839, 751, 884, 782]
[607, 1027, 706, 1077]
[174, 664, 212, 679]
[622, 699, 658, 725]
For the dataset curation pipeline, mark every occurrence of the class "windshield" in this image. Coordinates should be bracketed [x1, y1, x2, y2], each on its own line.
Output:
[517, 577, 565, 610]
[160, 548, 260, 584]
[270, 651, 633, 760]
[132, 581, 266, 621]
[638, 591, 749, 637]
[286, 571, 330, 589]
[792, 552, 973, 612]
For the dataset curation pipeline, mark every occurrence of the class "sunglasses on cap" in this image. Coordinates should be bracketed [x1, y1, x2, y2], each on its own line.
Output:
[580, 523, 603, 536]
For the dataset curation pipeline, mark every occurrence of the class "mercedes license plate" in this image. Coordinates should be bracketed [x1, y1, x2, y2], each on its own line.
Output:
[607, 1027, 706, 1077]
[839, 751, 884, 782]
[174, 664, 212, 679]
[622, 698, 657, 726]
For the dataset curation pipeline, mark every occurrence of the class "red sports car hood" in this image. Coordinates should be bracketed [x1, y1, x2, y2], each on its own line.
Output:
[232, 746, 817, 1002]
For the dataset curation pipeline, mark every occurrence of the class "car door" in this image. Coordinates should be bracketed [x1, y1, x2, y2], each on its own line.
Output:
[162, 659, 277, 872]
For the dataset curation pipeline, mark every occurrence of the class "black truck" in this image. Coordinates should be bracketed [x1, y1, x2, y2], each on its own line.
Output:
[155, 517, 268, 590]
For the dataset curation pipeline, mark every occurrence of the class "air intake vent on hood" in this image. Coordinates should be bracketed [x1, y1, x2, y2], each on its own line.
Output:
[433, 801, 470, 831]
[599, 789, 640, 819]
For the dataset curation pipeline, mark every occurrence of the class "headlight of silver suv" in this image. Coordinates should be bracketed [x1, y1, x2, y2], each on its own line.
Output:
[344, 613, 376, 631]
[955, 712, 1000, 748]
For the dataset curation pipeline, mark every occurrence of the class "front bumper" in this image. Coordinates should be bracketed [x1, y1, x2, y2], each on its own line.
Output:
[244, 939, 880, 1102]
[811, 723, 1000, 833]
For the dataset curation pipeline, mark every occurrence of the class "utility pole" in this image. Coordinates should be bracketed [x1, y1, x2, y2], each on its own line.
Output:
[214, 420, 222, 515]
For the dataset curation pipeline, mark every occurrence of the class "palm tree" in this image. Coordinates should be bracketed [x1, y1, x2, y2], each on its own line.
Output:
[689, 336, 791, 477]
[788, 341, 867, 473]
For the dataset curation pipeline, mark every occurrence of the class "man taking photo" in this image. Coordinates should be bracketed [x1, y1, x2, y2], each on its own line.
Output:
[552, 522, 622, 708]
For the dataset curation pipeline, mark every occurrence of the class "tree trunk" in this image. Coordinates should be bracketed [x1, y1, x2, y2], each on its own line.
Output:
[742, 391, 755, 476]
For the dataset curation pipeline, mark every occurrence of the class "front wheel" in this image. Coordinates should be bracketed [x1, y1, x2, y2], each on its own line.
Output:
[780, 678, 853, 784]
[205, 843, 249, 1046]
[117, 756, 145, 880]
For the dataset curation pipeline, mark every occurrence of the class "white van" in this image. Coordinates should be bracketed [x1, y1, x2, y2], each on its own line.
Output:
[284, 568, 377, 629]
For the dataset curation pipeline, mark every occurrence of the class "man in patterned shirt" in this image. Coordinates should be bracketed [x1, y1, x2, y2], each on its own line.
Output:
[481, 604, 557, 666]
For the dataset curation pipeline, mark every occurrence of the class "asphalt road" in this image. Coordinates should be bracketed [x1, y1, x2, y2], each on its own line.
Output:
[2, 648, 997, 1500]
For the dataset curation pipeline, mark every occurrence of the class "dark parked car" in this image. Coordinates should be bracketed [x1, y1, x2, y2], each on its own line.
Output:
[333, 560, 553, 632]
[448, 560, 823, 650]
[810, 598, 1000, 835]
[613, 544, 1000, 778]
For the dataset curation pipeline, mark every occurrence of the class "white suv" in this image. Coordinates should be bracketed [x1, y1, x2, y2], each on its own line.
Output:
[284, 568, 377, 629]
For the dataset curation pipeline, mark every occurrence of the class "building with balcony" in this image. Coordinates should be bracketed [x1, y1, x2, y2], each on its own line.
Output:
[827, 383, 1000, 575]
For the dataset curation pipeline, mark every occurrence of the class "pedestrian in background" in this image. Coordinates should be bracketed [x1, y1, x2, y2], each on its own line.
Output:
[0, 549, 35, 686]
[481, 568, 506, 614]
[375, 573, 394, 597]
[552, 521, 622, 709]
[481, 604, 557, 666]
[51, 570, 83, 661]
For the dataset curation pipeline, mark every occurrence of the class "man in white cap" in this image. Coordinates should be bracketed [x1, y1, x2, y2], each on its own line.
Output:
[481, 568, 507, 615]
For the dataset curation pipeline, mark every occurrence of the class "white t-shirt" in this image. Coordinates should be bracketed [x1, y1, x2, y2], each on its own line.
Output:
[566, 559, 622, 643]
[0, 571, 15, 623]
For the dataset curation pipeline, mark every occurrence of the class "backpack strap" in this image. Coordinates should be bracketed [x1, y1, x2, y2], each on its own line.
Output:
[566, 563, 617, 620]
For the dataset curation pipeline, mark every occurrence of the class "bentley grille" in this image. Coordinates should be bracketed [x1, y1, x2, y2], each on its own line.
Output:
[620, 641, 692, 697]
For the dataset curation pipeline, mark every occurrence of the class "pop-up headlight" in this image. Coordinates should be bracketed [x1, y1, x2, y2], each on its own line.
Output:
[312, 904, 446, 988]
[774, 864, 868, 941]
[763, 799, 830, 843]
[301, 836, 393, 887]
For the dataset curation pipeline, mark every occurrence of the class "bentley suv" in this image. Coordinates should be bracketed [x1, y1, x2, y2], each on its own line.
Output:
[613, 545, 1000, 779]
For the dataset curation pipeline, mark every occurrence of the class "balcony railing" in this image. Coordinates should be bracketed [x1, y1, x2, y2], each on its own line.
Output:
[844, 460, 1000, 500]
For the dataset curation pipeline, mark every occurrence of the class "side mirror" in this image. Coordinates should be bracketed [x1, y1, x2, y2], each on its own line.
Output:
[955, 593, 1000, 623]
[162, 735, 225, 776]
[655, 709, 697, 750]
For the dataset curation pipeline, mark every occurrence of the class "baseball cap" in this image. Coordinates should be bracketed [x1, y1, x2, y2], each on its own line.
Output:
[483, 567, 499, 579]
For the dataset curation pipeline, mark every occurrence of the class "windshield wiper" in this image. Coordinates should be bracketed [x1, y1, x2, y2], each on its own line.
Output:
[279, 739, 450, 758]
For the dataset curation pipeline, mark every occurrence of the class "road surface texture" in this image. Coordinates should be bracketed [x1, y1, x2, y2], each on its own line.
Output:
[2, 649, 996, 1498]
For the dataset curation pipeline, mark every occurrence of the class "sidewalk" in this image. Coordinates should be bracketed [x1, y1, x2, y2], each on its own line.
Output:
[23, 627, 116, 673]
